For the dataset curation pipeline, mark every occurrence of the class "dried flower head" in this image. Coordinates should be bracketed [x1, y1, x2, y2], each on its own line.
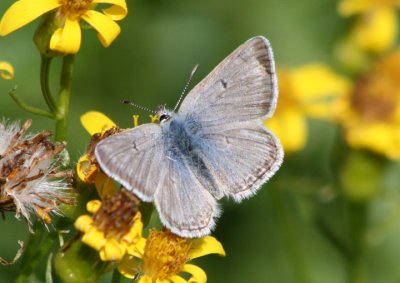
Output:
[0, 119, 74, 230]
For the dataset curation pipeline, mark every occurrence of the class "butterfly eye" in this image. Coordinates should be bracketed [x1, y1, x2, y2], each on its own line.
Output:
[159, 114, 170, 122]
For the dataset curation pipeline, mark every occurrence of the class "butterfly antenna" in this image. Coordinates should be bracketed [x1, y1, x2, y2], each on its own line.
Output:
[121, 100, 157, 114]
[173, 64, 199, 111]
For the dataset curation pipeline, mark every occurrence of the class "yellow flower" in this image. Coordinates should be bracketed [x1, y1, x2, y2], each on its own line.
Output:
[77, 111, 121, 197]
[0, 61, 14, 80]
[75, 190, 142, 261]
[266, 64, 351, 153]
[118, 229, 226, 283]
[338, 0, 400, 53]
[0, 0, 127, 54]
[338, 50, 400, 159]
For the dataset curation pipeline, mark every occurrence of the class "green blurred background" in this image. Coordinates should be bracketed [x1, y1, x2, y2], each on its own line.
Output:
[1, 0, 400, 282]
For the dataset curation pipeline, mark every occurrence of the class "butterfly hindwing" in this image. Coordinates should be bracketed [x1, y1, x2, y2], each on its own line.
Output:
[154, 152, 219, 237]
[192, 119, 283, 201]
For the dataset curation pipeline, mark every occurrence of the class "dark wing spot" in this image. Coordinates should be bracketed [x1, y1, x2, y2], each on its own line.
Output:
[219, 79, 228, 89]
[132, 142, 138, 151]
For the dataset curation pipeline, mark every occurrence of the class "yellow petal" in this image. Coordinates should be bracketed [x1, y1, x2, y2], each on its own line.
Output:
[122, 213, 143, 244]
[353, 8, 398, 53]
[0, 0, 60, 36]
[86, 200, 102, 214]
[92, 0, 128, 21]
[182, 264, 207, 283]
[169, 275, 188, 283]
[117, 255, 139, 279]
[76, 154, 97, 183]
[345, 122, 400, 159]
[138, 276, 153, 283]
[50, 18, 81, 54]
[82, 10, 121, 47]
[266, 108, 307, 153]
[74, 215, 93, 233]
[127, 237, 146, 257]
[0, 61, 14, 80]
[188, 236, 225, 260]
[80, 111, 116, 135]
[94, 172, 117, 198]
[290, 64, 351, 119]
[81, 227, 106, 250]
[100, 238, 126, 261]
[338, 0, 371, 16]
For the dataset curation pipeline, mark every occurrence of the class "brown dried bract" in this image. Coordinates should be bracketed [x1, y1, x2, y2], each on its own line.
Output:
[85, 126, 121, 165]
[0, 119, 74, 229]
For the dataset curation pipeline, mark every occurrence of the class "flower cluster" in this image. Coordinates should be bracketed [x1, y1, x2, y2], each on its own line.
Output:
[270, 0, 400, 160]
[0, 0, 128, 54]
[0, 119, 74, 230]
[338, 0, 399, 53]
[337, 50, 400, 158]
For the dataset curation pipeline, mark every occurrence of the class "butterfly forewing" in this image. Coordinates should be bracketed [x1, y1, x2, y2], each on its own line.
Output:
[95, 124, 164, 201]
[178, 36, 278, 124]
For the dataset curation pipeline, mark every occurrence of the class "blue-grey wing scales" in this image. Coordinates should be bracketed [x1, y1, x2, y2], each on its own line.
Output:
[178, 36, 283, 201]
[95, 124, 163, 202]
[95, 123, 218, 237]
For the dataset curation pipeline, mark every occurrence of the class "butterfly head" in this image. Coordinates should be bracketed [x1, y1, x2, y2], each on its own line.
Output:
[157, 104, 173, 124]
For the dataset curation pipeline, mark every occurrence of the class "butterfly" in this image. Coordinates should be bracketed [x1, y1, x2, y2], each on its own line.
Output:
[95, 36, 283, 238]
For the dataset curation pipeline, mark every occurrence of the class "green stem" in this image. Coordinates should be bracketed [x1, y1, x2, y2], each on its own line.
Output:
[9, 88, 54, 118]
[111, 269, 122, 283]
[55, 55, 75, 142]
[348, 202, 368, 283]
[272, 188, 310, 283]
[40, 56, 57, 114]
[14, 229, 56, 283]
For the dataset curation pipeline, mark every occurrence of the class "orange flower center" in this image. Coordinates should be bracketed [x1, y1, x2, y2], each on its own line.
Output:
[93, 189, 140, 239]
[377, 0, 399, 6]
[142, 229, 191, 280]
[351, 51, 400, 122]
[59, 0, 93, 18]
[365, 0, 399, 8]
